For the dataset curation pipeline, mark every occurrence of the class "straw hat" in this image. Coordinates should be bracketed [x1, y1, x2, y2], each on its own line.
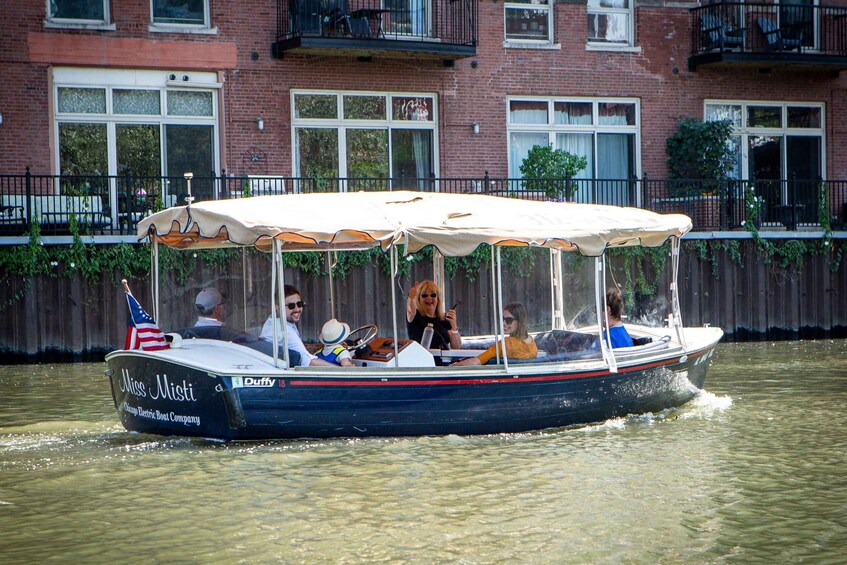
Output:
[319, 319, 351, 345]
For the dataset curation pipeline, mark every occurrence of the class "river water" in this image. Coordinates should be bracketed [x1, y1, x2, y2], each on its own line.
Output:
[1, 341, 845, 563]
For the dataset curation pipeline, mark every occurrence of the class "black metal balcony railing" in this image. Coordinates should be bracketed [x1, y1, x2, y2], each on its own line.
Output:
[689, 2, 847, 70]
[1, 171, 845, 237]
[273, 0, 477, 59]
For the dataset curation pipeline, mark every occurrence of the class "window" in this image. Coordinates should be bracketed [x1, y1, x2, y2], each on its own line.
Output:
[384, 0, 431, 37]
[587, 0, 633, 46]
[48, 0, 109, 24]
[508, 97, 639, 205]
[706, 100, 824, 225]
[54, 68, 219, 206]
[152, 0, 209, 27]
[292, 91, 438, 191]
[505, 0, 552, 43]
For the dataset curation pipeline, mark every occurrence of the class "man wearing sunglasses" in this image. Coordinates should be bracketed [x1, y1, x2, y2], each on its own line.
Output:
[260, 284, 334, 367]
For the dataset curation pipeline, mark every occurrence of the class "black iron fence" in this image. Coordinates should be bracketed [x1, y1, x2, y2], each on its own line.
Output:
[692, 2, 847, 55]
[277, 0, 477, 46]
[1, 170, 845, 237]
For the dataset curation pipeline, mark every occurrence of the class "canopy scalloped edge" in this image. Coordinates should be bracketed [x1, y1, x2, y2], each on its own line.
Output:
[138, 191, 692, 257]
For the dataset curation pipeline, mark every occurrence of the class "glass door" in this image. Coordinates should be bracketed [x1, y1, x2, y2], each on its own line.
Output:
[780, 0, 817, 49]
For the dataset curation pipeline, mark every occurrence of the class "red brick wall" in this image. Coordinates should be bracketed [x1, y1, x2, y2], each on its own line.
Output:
[2, 0, 846, 179]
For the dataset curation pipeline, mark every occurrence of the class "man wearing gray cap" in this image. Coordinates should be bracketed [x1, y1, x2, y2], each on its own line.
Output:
[195, 287, 225, 327]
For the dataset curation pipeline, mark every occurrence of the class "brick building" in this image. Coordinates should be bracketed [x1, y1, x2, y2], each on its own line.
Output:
[1, 1, 846, 217]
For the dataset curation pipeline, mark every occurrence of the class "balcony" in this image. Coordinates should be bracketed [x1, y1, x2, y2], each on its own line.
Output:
[689, 2, 847, 72]
[272, 0, 477, 61]
[2, 171, 846, 238]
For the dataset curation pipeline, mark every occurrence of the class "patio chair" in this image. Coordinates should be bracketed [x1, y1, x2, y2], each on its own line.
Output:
[290, 0, 321, 34]
[757, 17, 803, 51]
[325, 0, 372, 37]
[700, 13, 744, 50]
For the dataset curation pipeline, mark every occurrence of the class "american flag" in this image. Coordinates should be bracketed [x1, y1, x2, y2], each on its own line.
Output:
[125, 294, 170, 351]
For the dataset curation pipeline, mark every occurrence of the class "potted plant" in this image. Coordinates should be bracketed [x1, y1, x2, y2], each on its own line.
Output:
[665, 117, 736, 229]
[520, 145, 588, 201]
[666, 117, 735, 197]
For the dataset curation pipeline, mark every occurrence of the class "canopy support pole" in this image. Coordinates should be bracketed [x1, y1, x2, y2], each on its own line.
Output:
[272, 240, 290, 369]
[326, 251, 336, 320]
[670, 237, 687, 348]
[242, 248, 249, 332]
[489, 246, 499, 365]
[433, 248, 446, 306]
[390, 245, 400, 367]
[596, 256, 617, 373]
[495, 246, 508, 370]
[550, 249, 565, 330]
[271, 241, 279, 367]
[151, 237, 159, 323]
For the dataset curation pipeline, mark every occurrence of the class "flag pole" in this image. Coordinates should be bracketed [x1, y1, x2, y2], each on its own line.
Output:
[122, 278, 132, 296]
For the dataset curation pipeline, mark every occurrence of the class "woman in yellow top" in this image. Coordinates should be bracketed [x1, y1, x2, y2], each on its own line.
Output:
[455, 303, 537, 366]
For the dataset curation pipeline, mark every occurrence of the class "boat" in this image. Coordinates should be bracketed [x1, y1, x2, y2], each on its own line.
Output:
[104, 190, 723, 439]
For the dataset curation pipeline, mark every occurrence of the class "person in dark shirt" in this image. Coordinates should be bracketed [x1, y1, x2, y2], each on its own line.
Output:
[406, 280, 461, 349]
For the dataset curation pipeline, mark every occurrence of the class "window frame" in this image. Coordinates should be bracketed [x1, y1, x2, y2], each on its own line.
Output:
[507, 96, 641, 205]
[504, 0, 554, 45]
[45, 0, 113, 28]
[290, 90, 440, 186]
[586, 0, 635, 48]
[703, 99, 826, 181]
[149, 0, 214, 32]
[52, 68, 221, 219]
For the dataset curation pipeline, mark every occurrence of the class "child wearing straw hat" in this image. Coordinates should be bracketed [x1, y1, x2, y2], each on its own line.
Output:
[316, 319, 354, 366]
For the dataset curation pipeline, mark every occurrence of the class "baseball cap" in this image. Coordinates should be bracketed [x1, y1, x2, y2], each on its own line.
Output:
[195, 288, 223, 313]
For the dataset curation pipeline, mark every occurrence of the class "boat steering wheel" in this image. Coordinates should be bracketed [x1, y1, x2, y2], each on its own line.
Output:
[345, 324, 378, 351]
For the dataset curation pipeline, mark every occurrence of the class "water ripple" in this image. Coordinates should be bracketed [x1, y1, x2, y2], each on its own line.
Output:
[0, 343, 846, 563]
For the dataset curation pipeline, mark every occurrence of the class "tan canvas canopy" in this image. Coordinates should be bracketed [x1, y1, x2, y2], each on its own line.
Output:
[137, 191, 691, 257]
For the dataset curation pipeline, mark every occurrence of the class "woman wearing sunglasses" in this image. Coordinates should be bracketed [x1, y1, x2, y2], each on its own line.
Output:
[406, 280, 462, 350]
[455, 302, 537, 366]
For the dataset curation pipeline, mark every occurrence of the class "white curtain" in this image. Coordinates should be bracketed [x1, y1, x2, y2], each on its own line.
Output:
[597, 133, 632, 205]
[411, 130, 430, 190]
[409, 0, 426, 36]
[509, 132, 549, 178]
[555, 133, 594, 179]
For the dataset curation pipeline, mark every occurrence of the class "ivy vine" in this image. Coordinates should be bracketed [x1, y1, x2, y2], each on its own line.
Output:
[0, 208, 842, 315]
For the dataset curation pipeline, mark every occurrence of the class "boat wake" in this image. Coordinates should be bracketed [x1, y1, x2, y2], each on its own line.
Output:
[575, 389, 732, 433]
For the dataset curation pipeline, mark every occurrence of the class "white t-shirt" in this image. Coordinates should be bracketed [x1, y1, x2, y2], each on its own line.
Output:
[260, 317, 314, 367]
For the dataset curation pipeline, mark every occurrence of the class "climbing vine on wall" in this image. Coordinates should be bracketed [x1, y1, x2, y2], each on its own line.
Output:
[0, 209, 842, 314]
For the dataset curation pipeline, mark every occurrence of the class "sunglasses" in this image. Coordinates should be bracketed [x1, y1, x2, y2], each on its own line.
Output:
[286, 301, 306, 310]
[503, 317, 515, 325]
[420, 293, 437, 299]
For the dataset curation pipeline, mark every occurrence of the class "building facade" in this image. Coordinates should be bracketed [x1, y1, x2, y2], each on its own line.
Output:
[1, 1, 846, 209]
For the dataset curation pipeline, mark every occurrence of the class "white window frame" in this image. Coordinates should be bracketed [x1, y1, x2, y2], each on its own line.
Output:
[52, 68, 221, 225]
[290, 90, 440, 186]
[149, 0, 217, 34]
[45, 0, 114, 30]
[506, 96, 641, 204]
[503, 0, 554, 47]
[704, 99, 826, 181]
[586, 0, 635, 49]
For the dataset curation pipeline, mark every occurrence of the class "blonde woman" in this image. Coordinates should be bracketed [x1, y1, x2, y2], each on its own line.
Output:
[406, 280, 461, 349]
[455, 303, 537, 366]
